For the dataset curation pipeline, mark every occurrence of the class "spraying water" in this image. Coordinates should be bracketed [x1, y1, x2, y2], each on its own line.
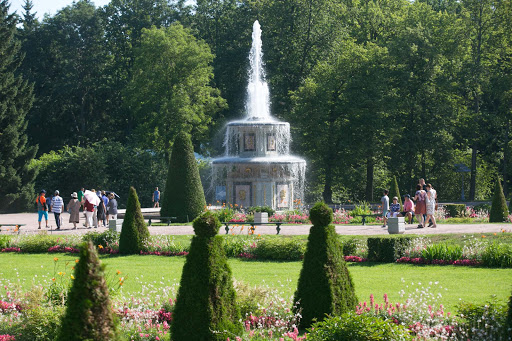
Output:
[246, 20, 272, 120]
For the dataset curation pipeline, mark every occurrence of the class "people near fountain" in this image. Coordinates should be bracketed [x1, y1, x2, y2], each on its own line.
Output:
[389, 197, 401, 218]
[67, 192, 81, 229]
[152, 187, 160, 208]
[50, 190, 64, 230]
[107, 193, 118, 220]
[380, 189, 389, 228]
[400, 194, 415, 224]
[36, 189, 49, 229]
[425, 183, 437, 228]
[414, 184, 426, 228]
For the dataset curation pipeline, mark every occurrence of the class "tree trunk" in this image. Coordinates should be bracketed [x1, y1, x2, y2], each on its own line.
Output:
[469, 146, 477, 200]
[503, 120, 510, 198]
[365, 156, 374, 202]
[322, 161, 333, 204]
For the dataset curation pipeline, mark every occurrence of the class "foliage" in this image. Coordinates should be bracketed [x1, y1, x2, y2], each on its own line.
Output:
[251, 238, 306, 261]
[458, 299, 509, 340]
[58, 241, 119, 340]
[0, 0, 37, 212]
[294, 202, 357, 329]
[119, 187, 149, 254]
[214, 207, 235, 223]
[367, 236, 413, 262]
[82, 230, 119, 249]
[160, 132, 206, 223]
[307, 312, 413, 341]
[444, 204, 467, 218]
[507, 288, 512, 338]
[8, 306, 64, 341]
[171, 212, 242, 340]
[246, 206, 275, 217]
[389, 175, 402, 209]
[481, 242, 512, 268]
[489, 179, 509, 222]
[421, 243, 464, 262]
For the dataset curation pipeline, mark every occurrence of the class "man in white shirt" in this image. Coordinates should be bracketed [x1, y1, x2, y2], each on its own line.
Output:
[51, 190, 64, 230]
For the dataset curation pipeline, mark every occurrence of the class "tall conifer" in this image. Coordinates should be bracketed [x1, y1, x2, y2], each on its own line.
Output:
[119, 186, 149, 254]
[489, 178, 509, 222]
[0, 0, 38, 212]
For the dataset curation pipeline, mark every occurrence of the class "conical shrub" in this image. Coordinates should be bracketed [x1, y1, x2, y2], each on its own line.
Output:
[171, 211, 242, 340]
[161, 132, 206, 223]
[489, 179, 509, 223]
[119, 186, 149, 254]
[389, 175, 402, 209]
[294, 202, 358, 329]
[57, 241, 119, 341]
[507, 289, 512, 338]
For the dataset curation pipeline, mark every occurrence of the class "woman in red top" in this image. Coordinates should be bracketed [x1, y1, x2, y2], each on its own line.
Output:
[84, 198, 95, 228]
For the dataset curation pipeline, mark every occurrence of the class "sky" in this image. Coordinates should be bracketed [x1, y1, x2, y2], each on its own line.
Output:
[9, 0, 111, 20]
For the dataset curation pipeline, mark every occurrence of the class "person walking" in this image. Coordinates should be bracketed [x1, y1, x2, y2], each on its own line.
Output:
[67, 192, 80, 229]
[77, 188, 85, 211]
[36, 190, 49, 229]
[414, 184, 426, 228]
[101, 191, 109, 225]
[107, 193, 118, 220]
[96, 196, 106, 228]
[152, 187, 160, 208]
[425, 183, 437, 228]
[50, 190, 64, 230]
[84, 197, 94, 228]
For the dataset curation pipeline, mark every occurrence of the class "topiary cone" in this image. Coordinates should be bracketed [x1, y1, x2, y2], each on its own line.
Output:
[58, 240, 119, 341]
[119, 186, 149, 254]
[294, 202, 357, 329]
[161, 132, 206, 223]
[389, 175, 402, 209]
[489, 178, 509, 223]
[171, 211, 242, 340]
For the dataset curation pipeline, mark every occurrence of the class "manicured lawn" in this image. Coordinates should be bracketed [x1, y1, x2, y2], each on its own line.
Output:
[1, 253, 511, 312]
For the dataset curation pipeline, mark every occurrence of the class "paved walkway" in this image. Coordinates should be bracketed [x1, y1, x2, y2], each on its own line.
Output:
[1, 212, 510, 236]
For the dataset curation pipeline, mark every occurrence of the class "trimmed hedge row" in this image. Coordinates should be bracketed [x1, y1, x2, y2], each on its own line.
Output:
[367, 236, 413, 262]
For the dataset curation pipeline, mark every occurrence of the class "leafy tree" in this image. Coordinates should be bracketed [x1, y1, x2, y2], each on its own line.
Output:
[389, 175, 402, 209]
[489, 178, 509, 222]
[119, 186, 149, 254]
[58, 240, 119, 340]
[171, 211, 242, 340]
[0, 0, 38, 212]
[124, 23, 226, 154]
[161, 132, 206, 222]
[294, 202, 357, 329]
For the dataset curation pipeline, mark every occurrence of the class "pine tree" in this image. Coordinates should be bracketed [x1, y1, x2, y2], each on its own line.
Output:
[389, 175, 402, 209]
[119, 187, 149, 254]
[0, 0, 38, 212]
[171, 211, 242, 340]
[293, 202, 358, 329]
[58, 241, 119, 340]
[161, 132, 206, 222]
[489, 178, 509, 222]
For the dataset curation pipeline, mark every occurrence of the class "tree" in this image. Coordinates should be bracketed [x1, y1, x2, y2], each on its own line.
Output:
[58, 241, 119, 340]
[489, 178, 509, 222]
[0, 0, 38, 212]
[389, 175, 402, 209]
[124, 23, 226, 154]
[171, 211, 242, 340]
[294, 202, 357, 329]
[119, 186, 149, 254]
[161, 132, 206, 222]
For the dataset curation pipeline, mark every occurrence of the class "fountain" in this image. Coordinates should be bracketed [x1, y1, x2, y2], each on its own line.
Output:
[211, 21, 306, 210]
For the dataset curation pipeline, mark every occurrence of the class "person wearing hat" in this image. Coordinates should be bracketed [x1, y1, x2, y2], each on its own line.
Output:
[36, 190, 49, 229]
[67, 192, 81, 229]
[400, 194, 415, 224]
[50, 190, 64, 230]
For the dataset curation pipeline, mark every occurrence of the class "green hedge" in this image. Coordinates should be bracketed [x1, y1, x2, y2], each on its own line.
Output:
[482, 242, 512, 267]
[367, 236, 413, 262]
[490, 179, 509, 222]
[251, 238, 306, 260]
[444, 204, 466, 218]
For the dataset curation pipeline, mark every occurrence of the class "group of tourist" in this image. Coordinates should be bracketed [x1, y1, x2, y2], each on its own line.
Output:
[381, 178, 438, 229]
[35, 188, 118, 230]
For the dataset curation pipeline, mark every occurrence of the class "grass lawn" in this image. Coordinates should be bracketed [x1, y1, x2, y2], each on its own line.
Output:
[1, 253, 511, 313]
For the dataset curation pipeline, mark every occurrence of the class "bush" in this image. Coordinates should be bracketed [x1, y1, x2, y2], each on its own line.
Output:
[214, 207, 235, 222]
[161, 132, 206, 223]
[82, 230, 119, 248]
[251, 238, 306, 260]
[294, 202, 357, 329]
[246, 206, 275, 217]
[482, 242, 512, 267]
[119, 187, 149, 254]
[458, 300, 509, 340]
[367, 236, 413, 262]
[490, 179, 509, 222]
[58, 241, 119, 341]
[14, 234, 60, 253]
[171, 212, 242, 340]
[421, 243, 463, 262]
[0, 236, 12, 249]
[7, 306, 64, 341]
[307, 313, 413, 341]
[444, 204, 466, 218]
[389, 175, 402, 209]
[507, 288, 512, 338]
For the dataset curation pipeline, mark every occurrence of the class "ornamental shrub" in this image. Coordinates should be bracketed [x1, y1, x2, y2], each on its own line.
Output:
[307, 313, 413, 341]
[507, 289, 512, 337]
[171, 212, 242, 340]
[389, 175, 402, 209]
[294, 202, 357, 329]
[367, 236, 413, 262]
[161, 132, 206, 223]
[57, 241, 119, 341]
[119, 187, 149, 254]
[490, 179, 509, 222]
[444, 204, 466, 218]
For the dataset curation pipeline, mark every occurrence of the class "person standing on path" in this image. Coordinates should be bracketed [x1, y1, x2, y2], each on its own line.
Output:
[152, 187, 160, 208]
[381, 189, 390, 228]
[67, 192, 80, 229]
[36, 190, 49, 229]
[107, 193, 118, 220]
[414, 184, 426, 228]
[84, 197, 94, 228]
[425, 183, 437, 228]
[50, 190, 64, 230]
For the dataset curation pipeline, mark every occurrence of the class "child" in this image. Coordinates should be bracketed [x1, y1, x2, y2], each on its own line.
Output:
[389, 196, 401, 218]
[381, 189, 389, 227]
